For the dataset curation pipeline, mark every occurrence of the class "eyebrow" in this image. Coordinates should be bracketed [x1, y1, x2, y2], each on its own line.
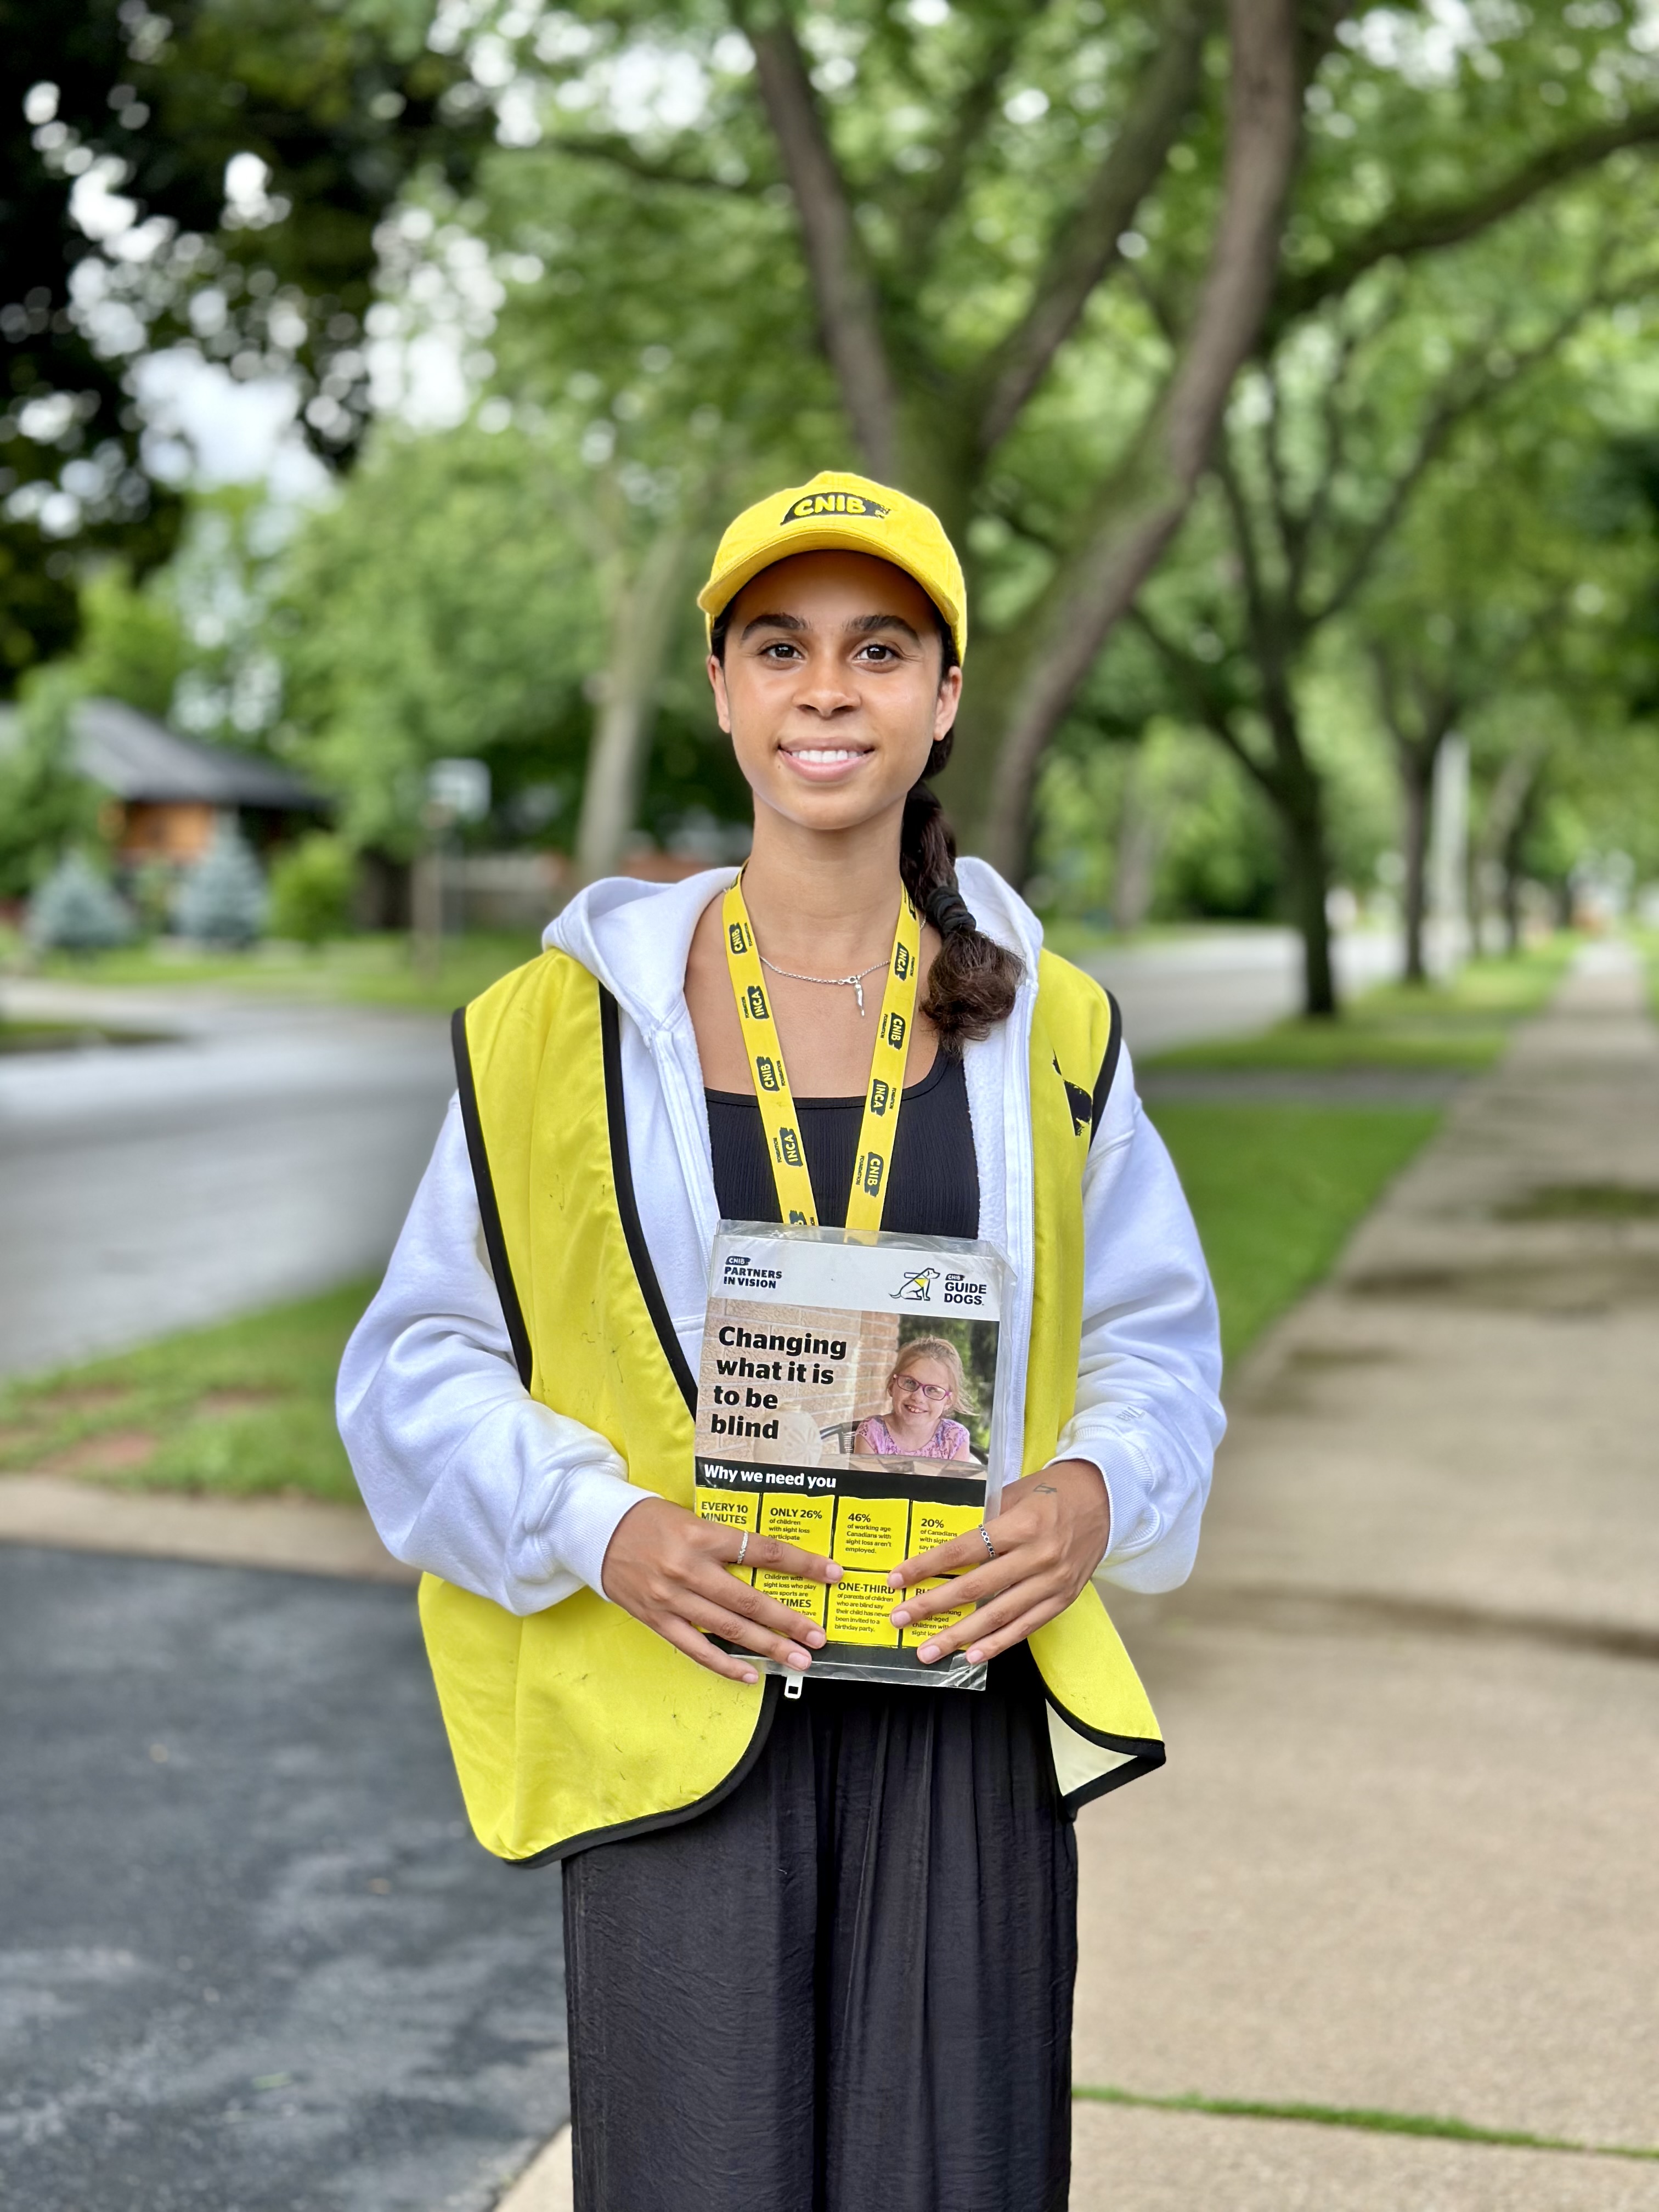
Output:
[738, 610, 923, 644]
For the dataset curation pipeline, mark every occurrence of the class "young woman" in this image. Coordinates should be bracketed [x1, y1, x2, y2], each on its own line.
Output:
[855, 1336, 977, 1462]
[339, 471, 1223, 2212]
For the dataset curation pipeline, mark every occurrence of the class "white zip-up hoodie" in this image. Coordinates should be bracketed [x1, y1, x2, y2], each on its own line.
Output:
[338, 860, 1224, 1616]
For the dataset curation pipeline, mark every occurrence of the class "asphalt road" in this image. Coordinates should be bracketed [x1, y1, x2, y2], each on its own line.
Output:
[0, 984, 454, 1379]
[1082, 926, 1402, 1056]
[0, 1547, 566, 2212]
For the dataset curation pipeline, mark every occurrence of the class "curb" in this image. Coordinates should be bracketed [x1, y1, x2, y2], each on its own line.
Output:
[498, 2126, 573, 2210]
[0, 1474, 417, 1583]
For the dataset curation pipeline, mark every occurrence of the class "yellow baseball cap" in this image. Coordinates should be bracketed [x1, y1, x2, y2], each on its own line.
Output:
[697, 470, 968, 662]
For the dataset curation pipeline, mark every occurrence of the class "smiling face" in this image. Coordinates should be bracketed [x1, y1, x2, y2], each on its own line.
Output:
[888, 1356, 955, 1424]
[709, 550, 961, 836]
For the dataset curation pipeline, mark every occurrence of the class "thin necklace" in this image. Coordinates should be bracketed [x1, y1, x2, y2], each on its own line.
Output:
[758, 949, 890, 1017]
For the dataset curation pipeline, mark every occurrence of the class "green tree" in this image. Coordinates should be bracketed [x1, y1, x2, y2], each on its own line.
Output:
[464, 0, 1659, 879]
[1, 0, 488, 689]
[1355, 384, 1637, 979]
[1126, 174, 1659, 1008]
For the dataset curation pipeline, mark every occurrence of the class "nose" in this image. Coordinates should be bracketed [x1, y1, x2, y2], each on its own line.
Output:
[792, 650, 859, 718]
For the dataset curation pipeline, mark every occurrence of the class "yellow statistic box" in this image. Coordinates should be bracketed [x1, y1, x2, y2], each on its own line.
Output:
[760, 1492, 834, 1552]
[825, 1575, 902, 1648]
[696, 1484, 760, 1532]
[752, 1565, 827, 1628]
[910, 1500, 986, 1559]
[831, 1494, 911, 1574]
[900, 1578, 977, 1648]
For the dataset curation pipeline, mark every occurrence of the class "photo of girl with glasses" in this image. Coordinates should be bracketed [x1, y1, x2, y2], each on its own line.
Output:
[855, 1335, 978, 1463]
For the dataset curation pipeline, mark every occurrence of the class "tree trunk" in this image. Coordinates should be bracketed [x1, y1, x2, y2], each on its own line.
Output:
[573, 522, 691, 884]
[1113, 753, 1161, 931]
[1501, 829, 1526, 955]
[946, 0, 1301, 868]
[1399, 743, 1434, 985]
[1479, 746, 1543, 960]
[1279, 786, 1337, 1017]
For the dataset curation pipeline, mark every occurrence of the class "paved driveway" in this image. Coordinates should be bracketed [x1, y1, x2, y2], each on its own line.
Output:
[0, 1548, 565, 2212]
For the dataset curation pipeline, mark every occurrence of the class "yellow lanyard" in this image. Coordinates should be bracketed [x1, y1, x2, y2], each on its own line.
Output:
[721, 877, 922, 1232]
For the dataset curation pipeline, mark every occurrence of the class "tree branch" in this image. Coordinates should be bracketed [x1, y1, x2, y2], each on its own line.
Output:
[743, 9, 900, 477]
[972, 0, 1302, 860]
[975, 0, 1216, 458]
[1212, 432, 1278, 647]
[1130, 606, 1276, 789]
[1309, 294, 1605, 627]
[899, 1, 1039, 266]
[1271, 105, 1659, 332]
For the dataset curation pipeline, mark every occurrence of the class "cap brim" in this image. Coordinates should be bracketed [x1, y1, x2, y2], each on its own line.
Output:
[697, 529, 964, 656]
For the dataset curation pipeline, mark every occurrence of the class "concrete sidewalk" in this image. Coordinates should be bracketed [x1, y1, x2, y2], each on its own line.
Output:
[1072, 944, 1659, 2206]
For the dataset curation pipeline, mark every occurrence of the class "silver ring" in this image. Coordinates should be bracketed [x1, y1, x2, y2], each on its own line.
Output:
[734, 1530, 751, 1570]
[979, 1526, 996, 1561]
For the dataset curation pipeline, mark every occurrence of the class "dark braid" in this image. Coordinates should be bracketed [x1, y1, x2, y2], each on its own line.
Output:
[711, 601, 1023, 1048]
[901, 654, 1024, 1049]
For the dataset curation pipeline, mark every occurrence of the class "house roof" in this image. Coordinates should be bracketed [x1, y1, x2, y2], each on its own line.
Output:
[71, 698, 325, 810]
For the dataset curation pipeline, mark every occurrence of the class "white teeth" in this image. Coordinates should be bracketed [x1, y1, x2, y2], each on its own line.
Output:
[789, 748, 863, 764]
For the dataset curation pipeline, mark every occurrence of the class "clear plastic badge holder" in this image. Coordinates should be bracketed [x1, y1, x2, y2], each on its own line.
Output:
[695, 1222, 1013, 1694]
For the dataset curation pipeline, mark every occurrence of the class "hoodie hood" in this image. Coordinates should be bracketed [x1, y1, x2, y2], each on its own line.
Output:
[543, 857, 1044, 1040]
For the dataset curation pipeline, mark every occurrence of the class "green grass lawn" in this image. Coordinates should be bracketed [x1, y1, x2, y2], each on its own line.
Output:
[1149, 1103, 1441, 1363]
[1632, 927, 1659, 1014]
[0, 1015, 177, 1053]
[12, 929, 546, 1014]
[1149, 938, 1577, 1074]
[0, 1280, 372, 1502]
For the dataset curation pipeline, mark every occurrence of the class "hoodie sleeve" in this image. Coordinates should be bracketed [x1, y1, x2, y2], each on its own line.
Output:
[336, 1098, 648, 1614]
[1049, 1040, 1226, 1593]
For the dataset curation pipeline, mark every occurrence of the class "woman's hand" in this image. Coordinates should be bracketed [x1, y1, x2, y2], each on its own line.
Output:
[887, 1460, 1111, 1667]
[601, 1496, 842, 1684]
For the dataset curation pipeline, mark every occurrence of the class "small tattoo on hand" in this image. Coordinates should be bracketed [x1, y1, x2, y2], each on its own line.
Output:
[1034, 1483, 1058, 1496]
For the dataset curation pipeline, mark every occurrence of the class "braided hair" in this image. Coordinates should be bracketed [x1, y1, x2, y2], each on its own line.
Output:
[710, 604, 1023, 1050]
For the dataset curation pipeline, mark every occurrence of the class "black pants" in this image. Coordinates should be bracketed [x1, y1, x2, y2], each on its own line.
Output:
[562, 1645, 1077, 2212]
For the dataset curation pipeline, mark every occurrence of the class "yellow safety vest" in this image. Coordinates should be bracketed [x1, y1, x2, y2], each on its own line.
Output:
[422, 944, 1164, 1864]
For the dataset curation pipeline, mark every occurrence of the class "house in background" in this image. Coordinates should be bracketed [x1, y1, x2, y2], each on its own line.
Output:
[71, 697, 326, 866]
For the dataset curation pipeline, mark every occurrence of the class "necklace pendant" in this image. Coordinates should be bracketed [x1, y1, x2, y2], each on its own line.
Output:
[854, 977, 866, 1016]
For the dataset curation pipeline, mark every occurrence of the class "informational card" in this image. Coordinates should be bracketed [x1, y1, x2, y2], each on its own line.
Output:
[695, 1223, 1010, 1691]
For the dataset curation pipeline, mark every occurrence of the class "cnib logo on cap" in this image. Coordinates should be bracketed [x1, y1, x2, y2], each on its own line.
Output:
[781, 491, 890, 524]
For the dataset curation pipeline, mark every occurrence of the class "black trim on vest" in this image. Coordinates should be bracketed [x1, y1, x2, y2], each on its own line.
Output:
[505, 1675, 783, 1867]
[599, 984, 698, 1415]
[1043, 1683, 1166, 1818]
[1088, 990, 1124, 1152]
[451, 1006, 534, 1391]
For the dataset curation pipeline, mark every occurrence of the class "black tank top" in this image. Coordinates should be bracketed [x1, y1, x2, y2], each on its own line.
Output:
[706, 1049, 980, 1240]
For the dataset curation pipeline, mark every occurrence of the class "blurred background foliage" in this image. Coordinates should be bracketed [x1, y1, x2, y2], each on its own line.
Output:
[4, 0, 1659, 1006]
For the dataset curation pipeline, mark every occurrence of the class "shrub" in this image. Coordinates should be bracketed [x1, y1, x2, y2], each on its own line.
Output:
[27, 851, 136, 951]
[267, 832, 354, 946]
[172, 821, 267, 946]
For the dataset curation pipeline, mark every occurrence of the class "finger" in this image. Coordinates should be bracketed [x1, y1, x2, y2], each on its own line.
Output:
[889, 1528, 997, 1589]
[914, 1579, 1062, 1664]
[652, 1613, 763, 1685]
[890, 1555, 1020, 1626]
[710, 1573, 828, 1649]
[686, 1596, 819, 1670]
[743, 1532, 843, 1583]
[958, 1600, 1059, 1667]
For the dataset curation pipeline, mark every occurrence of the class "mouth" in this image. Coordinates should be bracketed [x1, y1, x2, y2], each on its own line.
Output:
[778, 742, 873, 783]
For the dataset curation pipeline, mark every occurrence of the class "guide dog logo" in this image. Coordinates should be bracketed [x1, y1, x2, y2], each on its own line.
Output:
[891, 1265, 940, 1304]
